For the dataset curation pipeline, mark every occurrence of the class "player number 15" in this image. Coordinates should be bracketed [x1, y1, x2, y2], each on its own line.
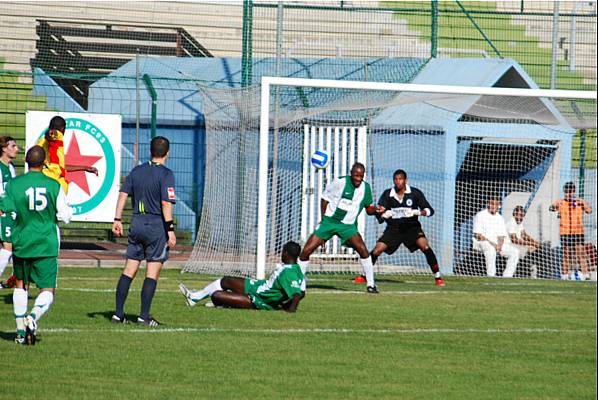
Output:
[25, 187, 48, 211]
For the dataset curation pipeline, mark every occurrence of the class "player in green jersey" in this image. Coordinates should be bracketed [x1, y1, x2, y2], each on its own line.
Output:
[179, 241, 305, 312]
[0, 136, 19, 288]
[1, 146, 73, 345]
[298, 163, 384, 293]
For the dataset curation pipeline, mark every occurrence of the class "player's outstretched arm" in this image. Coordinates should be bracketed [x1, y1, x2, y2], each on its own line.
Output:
[283, 294, 302, 313]
[66, 164, 98, 176]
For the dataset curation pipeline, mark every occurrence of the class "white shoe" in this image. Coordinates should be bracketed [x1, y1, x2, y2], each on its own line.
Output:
[25, 315, 37, 333]
[25, 315, 37, 345]
[179, 283, 197, 307]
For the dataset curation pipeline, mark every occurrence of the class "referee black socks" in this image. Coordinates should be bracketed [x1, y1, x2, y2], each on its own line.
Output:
[140, 278, 158, 320]
[115, 274, 133, 319]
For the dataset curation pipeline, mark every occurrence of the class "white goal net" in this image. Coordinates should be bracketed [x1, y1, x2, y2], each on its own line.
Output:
[184, 77, 596, 281]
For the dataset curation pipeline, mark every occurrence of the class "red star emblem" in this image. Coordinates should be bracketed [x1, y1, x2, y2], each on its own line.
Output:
[65, 133, 102, 195]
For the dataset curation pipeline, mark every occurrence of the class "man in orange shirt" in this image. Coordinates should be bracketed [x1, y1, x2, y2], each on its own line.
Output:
[550, 182, 593, 280]
[37, 116, 98, 193]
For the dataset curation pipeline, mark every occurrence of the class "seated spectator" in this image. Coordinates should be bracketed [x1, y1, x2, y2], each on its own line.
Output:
[507, 206, 541, 278]
[473, 195, 520, 277]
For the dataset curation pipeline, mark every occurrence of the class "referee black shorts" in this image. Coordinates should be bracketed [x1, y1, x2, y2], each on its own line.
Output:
[378, 225, 426, 254]
[126, 215, 169, 262]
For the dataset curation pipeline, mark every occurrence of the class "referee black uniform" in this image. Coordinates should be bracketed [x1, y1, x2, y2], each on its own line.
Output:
[123, 161, 176, 262]
[111, 136, 176, 326]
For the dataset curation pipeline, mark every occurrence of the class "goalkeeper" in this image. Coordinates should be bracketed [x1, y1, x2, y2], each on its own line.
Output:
[179, 241, 305, 312]
[355, 169, 445, 287]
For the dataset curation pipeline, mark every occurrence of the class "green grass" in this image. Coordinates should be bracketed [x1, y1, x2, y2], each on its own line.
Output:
[1, 267, 595, 399]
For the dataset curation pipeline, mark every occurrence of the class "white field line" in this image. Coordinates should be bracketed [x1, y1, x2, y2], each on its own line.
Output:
[58, 276, 597, 287]
[56, 287, 592, 296]
[39, 327, 596, 335]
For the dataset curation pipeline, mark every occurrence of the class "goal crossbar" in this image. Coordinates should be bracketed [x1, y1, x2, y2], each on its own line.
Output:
[257, 76, 596, 279]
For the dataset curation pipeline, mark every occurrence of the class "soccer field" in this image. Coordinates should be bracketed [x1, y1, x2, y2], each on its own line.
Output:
[1, 267, 596, 399]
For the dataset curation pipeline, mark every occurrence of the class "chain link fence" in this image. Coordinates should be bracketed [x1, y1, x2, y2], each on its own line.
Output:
[0, 1, 595, 244]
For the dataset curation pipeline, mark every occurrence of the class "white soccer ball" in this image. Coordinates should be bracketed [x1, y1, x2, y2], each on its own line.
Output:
[311, 149, 331, 169]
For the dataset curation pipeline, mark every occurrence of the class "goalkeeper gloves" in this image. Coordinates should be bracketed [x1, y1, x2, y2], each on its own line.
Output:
[404, 209, 422, 218]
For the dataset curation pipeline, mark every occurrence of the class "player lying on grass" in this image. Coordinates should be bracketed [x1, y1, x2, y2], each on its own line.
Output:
[179, 241, 305, 312]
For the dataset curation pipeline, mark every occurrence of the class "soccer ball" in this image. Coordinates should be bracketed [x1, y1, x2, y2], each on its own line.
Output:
[311, 149, 331, 169]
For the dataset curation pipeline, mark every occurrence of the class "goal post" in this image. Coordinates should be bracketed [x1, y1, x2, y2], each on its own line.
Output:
[257, 77, 596, 279]
[184, 76, 596, 281]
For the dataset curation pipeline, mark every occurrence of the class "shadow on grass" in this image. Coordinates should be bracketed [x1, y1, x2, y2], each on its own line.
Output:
[2, 293, 12, 304]
[0, 331, 16, 341]
[87, 310, 138, 323]
[0, 331, 42, 344]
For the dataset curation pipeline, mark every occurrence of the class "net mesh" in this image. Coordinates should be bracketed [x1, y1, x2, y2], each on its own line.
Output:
[184, 83, 597, 281]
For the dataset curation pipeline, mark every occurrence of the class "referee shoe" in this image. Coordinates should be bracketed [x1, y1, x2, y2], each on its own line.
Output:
[111, 314, 128, 324]
[137, 316, 161, 327]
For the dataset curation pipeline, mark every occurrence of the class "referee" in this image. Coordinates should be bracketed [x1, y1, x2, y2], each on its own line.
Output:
[111, 136, 177, 326]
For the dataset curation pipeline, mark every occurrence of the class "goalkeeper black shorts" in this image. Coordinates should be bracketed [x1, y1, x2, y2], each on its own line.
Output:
[378, 225, 426, 254]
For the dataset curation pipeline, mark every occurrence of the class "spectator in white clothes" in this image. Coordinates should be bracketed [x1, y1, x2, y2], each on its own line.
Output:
[507, 206, 540, 256]
[472, 195, 520, 277]
[507, 205, 541, 278]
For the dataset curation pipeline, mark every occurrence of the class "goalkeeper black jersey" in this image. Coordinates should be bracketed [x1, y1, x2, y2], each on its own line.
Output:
[376, 185, 434, 230]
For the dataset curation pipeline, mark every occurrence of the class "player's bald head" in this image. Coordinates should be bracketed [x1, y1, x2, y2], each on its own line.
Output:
[350, 162, 365, 188]
[351, 162, 365, 174]
[26, 145, 46, 168]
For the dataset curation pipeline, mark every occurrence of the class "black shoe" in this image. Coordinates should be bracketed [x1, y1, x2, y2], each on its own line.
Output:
[15, 334, 26, 345]
[25, 317, 37, 346]
[111, 314, 128, 324]
[366, 286, 379, 294]
[137, 316, 161, 327]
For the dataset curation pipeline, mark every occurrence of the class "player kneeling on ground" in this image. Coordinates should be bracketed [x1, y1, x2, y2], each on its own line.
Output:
[179, 241, 305, 312]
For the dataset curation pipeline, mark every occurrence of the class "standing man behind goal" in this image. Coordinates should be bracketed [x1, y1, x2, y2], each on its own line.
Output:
[298, 162, 383, 293]
[111, 136, 176, 326]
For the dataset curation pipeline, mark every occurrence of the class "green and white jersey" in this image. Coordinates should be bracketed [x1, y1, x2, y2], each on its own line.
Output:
[2, 171, 73, 258]
[321, 176, 373, 225]
[0, 160, 16, 195]
[245, 263, 305, 310]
